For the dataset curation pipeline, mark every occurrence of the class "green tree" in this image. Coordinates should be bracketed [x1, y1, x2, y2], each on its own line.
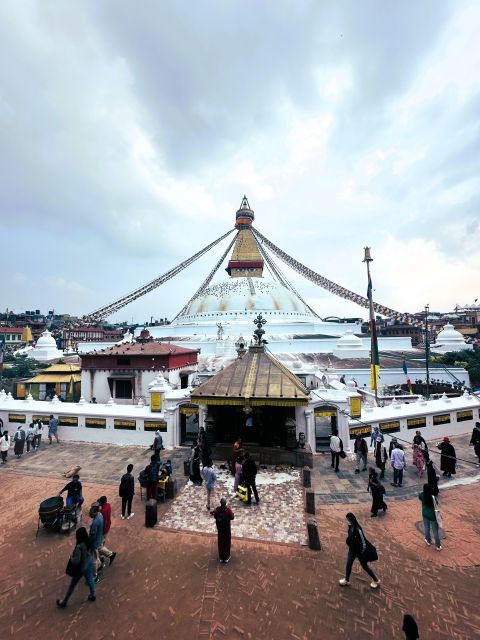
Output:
[438, 348, 480, 387]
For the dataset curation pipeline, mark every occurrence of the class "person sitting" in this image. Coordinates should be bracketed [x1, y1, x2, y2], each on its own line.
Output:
[59, 474, 84, 508]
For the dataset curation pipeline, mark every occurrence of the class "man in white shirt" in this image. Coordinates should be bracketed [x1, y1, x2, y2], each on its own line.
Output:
[390, 443, 406, 487]
[330, 431, 343, 472]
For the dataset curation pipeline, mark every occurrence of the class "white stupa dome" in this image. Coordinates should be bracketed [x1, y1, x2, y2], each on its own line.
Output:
[335, 330, 363, 350]
[27, 329, 64, 362]
[432, 323, 472, 354]
[174, 277, 316, 325]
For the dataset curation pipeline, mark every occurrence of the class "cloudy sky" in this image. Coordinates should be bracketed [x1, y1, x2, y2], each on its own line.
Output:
[0, 1, 478, 323]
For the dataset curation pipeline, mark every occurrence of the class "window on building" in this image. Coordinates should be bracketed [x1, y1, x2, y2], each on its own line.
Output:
[117, 357, 131, 366]
[180, 374, 189, 389]
[115, 379, 133, 399]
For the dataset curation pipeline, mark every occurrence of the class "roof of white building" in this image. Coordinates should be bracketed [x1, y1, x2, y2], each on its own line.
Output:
[350, 392, 480, 425]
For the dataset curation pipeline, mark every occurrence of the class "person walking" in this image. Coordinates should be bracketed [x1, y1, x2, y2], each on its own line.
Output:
[202, 459, 217, 511]
[338, 512, 380, 589]
[26, 422, 36, 453]
[56, 527, 96, 607]
[242, 452, 260, 505]
[48, 414, 60, 444]
[388, 437, 398, 459]
[153, 430, 164, 461]
[119, 464, 135, 520]
[374, 438, 388, 479]
[370, 426, 382, 449]
[212, 497, 234, 563]
[97, 496, 116, 567]
[470, 422, 480, 465]
[390, 443, 406, 487]
[412, 437, 426, 478]
[34, 420, 43, 449]
[419, 483, 442, 550]
[233, 456, 243, 493]
[329, 430, 343, 473]
[0, 430, 10, 464]
[88, 503, 104, 580]
[354, 434, 368, 473]
[189, 440, 203, 485]
[145, 455, 160, 500]
[13, 425, 27, 457]
[368, 468, 387, 517]
[437, 436, 456, 478]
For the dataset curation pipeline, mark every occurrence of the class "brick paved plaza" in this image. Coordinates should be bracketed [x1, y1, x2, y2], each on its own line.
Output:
[1, 438, 480, 639]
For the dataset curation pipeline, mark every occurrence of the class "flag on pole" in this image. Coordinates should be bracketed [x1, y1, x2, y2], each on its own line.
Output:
[367, 271, 380, 392]
[402, 358, 413, 394]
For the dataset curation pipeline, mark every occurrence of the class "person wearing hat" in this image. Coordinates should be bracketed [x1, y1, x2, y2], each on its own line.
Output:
[437, 436, 456, 478]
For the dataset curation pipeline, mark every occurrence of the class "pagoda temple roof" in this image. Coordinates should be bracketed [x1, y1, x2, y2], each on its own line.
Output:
[190, 345, 309, 406]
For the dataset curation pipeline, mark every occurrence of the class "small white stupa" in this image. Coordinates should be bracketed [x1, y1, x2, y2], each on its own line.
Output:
[333, 330, 368, 359]
[431, 323, 473, 354]
[27, 329, 64, 362]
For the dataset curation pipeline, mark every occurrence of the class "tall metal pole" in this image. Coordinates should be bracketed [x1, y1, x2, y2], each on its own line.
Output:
[424, 304, 430, 399]
[363, 247, 379, 404]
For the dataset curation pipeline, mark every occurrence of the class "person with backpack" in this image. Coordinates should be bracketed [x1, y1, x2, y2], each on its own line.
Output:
[145, 455, 160, 500]
[56, 526, 96, 607]
[119, 464, 135, 520]
[212, 497, 235, 563]
[338, 512, 380, 589]
[329, 430, 343, 472]
[13, 425, 26, 457]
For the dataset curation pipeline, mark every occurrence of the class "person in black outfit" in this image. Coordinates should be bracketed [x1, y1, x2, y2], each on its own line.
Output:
[402, 614, 419, 639]
[424, 454, 439, 496]
[242, 452, 260, 505]
[437, 437, 456, 478]
[59, 475, 84, 508]
[470, 422, 480, 465]
[119, 464, 135, 519]
[338, 512, 380, 588]
[368, 468, 387, 517]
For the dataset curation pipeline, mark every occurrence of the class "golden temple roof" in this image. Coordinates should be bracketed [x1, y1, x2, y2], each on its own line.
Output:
[190, 345, 309, 406]
[230, 229, 263, 263]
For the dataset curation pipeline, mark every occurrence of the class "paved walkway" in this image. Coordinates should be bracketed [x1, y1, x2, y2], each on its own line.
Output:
[311, 434, 480, 504]
[1, 471, 480, 639]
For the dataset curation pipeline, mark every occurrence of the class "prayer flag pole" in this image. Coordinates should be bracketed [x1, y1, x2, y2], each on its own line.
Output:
[363, 247, 379, 404]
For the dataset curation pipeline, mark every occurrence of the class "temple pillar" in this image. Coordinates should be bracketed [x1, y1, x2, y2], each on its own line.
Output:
[304, 408, 315, 451]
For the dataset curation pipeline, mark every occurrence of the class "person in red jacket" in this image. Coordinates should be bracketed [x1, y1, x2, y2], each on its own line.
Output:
[97, 496, 116, 568]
